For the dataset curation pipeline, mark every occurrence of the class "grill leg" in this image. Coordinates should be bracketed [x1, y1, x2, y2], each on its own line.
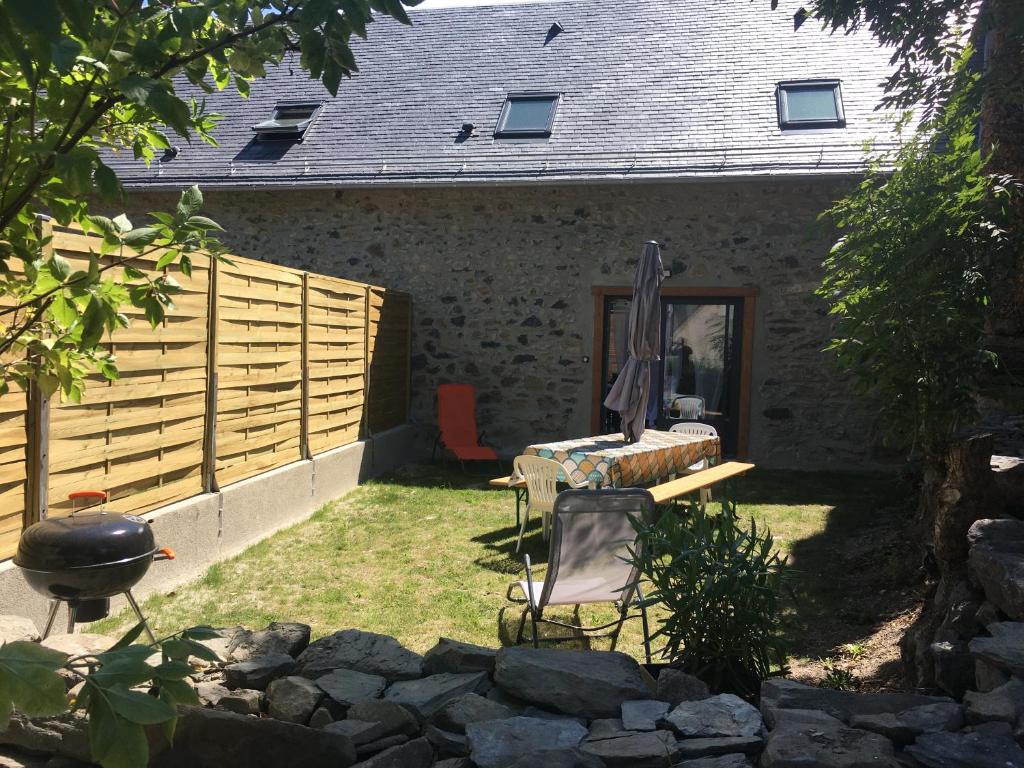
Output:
[65, 605, 75, 635]
[42, 601, 61, 639]
[124, 590, 157, 645]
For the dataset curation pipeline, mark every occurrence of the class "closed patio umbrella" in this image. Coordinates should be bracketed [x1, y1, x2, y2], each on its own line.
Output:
[603, 241, 664, 443]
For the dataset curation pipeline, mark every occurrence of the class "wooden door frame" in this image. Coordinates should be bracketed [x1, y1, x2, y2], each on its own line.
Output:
[590, 286, 757, 458]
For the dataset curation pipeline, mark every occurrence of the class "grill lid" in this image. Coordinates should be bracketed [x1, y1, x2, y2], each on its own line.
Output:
[15, 513, 156, 571]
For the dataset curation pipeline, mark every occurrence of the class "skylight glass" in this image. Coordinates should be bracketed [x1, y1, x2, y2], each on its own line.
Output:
[495, 94, 559, 138]
[252, 102, 322, 140]
[777, 81, 845, 128]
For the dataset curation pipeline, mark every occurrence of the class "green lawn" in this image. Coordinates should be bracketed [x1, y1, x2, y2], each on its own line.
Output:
[97, 464, 911, 677]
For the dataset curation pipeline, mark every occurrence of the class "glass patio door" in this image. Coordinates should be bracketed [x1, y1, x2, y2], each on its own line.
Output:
[599, 295, 745, 456]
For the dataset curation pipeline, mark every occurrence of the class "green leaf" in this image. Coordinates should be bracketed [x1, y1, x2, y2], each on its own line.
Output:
[184, 215, 223, 231]
[106, 623, 148, 653]
[0, 642, 69, 725]
[176, 185, 203, 218]
[6, 0, 60, 41]
[49, 294, 79, 328]
[88, 695, 150, 768]
[122, 227, 160, 248]
[50, 36, 82, 74]
[104, 685, 176, 725]
[94, 162, 123, 203]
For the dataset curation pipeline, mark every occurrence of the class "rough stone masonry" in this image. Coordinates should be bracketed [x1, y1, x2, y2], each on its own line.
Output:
[125, 178, 882, 469]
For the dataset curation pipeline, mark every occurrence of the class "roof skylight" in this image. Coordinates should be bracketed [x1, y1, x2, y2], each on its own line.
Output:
[251, 102, 322, 140]
[777, 81, 845, 129]
[494, 94, 559, 138]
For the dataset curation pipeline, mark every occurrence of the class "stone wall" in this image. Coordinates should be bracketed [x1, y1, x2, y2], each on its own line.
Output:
[126, 179, 881, 469]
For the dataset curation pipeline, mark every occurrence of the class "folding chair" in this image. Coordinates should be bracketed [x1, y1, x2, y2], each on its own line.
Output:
[507, 488, 655, 663]
[436, 384, 498, 470]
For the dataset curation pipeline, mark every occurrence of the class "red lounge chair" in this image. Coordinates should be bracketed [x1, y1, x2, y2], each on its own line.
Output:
[437, 384, 498, 468]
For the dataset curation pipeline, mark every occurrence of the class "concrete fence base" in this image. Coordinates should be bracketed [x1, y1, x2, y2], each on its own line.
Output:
[0, 424, 417, 631]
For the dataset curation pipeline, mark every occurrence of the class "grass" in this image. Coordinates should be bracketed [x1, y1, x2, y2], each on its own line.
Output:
[95, 464, 912, 676]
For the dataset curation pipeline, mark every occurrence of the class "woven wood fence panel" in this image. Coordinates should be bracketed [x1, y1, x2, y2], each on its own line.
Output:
[306, 275, 367, 456]
[214, 255, 304, 487]
[367, 288, 412, 434]
[46, 228, 210, 518]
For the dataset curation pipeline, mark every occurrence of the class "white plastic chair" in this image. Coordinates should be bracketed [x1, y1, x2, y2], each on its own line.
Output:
[669, 395, 705, 420]
[508, 488, 655, 662]
[669, 422, 719, 504]
[511, 455, 585, 553]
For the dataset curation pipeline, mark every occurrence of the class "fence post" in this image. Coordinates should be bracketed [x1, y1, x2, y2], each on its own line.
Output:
[361, 287, 373, 440]
[202, 256, 219, 493]
[25, 382, 49, 524]
[300, 272, 311, 460]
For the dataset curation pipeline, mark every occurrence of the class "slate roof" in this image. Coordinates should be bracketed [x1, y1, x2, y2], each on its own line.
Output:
[109, 0, 906, 189]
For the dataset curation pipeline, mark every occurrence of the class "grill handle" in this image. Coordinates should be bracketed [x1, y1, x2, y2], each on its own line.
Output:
[155, 547, 176, 561]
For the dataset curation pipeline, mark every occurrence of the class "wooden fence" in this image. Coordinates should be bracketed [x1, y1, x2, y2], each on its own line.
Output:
[0, 224, 412, 559]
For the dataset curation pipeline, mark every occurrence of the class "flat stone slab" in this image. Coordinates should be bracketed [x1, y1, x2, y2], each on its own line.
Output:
[316, 668, 387, 707]
[0, 616, 39, 644]
[761, 720, 898, 768]
[295, 629, 423, 681]
[621, 699, 670, 731]
[968, 519, 1024, 620]
[352, 737, 432, 768]
[149, 706, 357, 768]
[656, 669, 710, 706]
[227, 622, 311, 661]
[905, 729, 1024, 768]
[432, 692, 513, 734]
[847, 702, 962, 746]
[383, 671, 489, 721]
[266, 675, 324, 724]
[494, 647, 650, 719]
[579, 730, 679, 768]
[663, 694, 763, 738]
[224, 653, 296, 691]
[504, 750, 604, 768]
[325, 719, 393, 747]
[970, 622, 1024, 676]
[346, 699, 421, 739]
[423, 638, 498, 676]
[759, 678, 953, 727]
[677, 756, 752, 768]
[466, 716, 588, 768]
[675, 736, 763, 759]
[964, 678, 1024, 724]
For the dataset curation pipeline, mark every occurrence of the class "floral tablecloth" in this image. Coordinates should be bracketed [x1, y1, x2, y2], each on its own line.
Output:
[521, 429, 721, 488]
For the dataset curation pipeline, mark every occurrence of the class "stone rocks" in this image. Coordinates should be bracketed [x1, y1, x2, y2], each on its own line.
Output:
[655, 668, 710, 706]
[39, 633, 115, 658]
[227, 622, 311, 661]
[149, 707, 357, 768]
[194, 681, 231, 707]
[663, 694, 763, 739]
[504, 750, 604, 768]
[423, 638, 497, 676]
[347, 700, 421, 739]
[316, 668, 388, 707]
[326, 719, 397, 746]
[847, 702, 963, 746]
[761, 717, 899, 768]
[296, 629, 423, 681]
[309, 706, 334, 728]
[351, 737, 432, 768]
[432, 692, 513, 733]
[620, 699, 670, 731]
[224, 653, 296, 690]
[677, 756, 752, 768]
[494, 647, 650, 719]
[0, 615, 39, 644]
[266, 675, 324, 724]
[383, 671, 489, 722]
[964, 678, 1024, 724]
[759, 678, 952, 726]
[218, 689, 263, 715]
[930, 639, 976, 698]
[0, 713, 90, 763]
[970, 622, 1024, 676]
[674, 736, 762, 759]
[580, 729, 679, 768]
[905, 729, 1024, 768]
[968, 519, 1024, 620]
[466, 716, 588, 768]
[424, 723, 468, 756]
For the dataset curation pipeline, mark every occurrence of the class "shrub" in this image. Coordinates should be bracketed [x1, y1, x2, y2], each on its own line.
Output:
[630, 505, 791, 696]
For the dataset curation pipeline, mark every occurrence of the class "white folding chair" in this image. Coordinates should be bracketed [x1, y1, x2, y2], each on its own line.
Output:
[669, 395, 705, 420]
[511, 455, 585, 553]
[507, 488, 655, 662]
[669, 422, 719, 504]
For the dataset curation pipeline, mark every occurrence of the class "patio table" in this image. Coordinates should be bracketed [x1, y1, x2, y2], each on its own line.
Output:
[519, 429, 721, 489]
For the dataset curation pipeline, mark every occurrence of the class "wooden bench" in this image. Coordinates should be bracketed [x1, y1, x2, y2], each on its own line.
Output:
[490, 475, 527, 525]
[650, 461, 755, 506]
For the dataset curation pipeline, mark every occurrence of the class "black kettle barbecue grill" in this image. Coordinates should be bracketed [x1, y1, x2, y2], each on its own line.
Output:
[14, 491, 175, 642]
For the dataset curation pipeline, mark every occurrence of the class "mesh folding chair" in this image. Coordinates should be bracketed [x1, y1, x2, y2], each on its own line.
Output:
[436, 384, 498, 470]
[512, 455, 586, 553]
[669, 395, 705, 420]
[668, 421, 719, 505]
[507, 488, 655, 663]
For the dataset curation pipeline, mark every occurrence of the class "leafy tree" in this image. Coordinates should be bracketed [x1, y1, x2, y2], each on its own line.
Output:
[0, 0, 420, 401]
[817, 78, 1018, 456]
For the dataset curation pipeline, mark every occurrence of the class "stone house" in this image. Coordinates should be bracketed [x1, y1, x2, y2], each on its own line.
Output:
[109, 0, 906, 468]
